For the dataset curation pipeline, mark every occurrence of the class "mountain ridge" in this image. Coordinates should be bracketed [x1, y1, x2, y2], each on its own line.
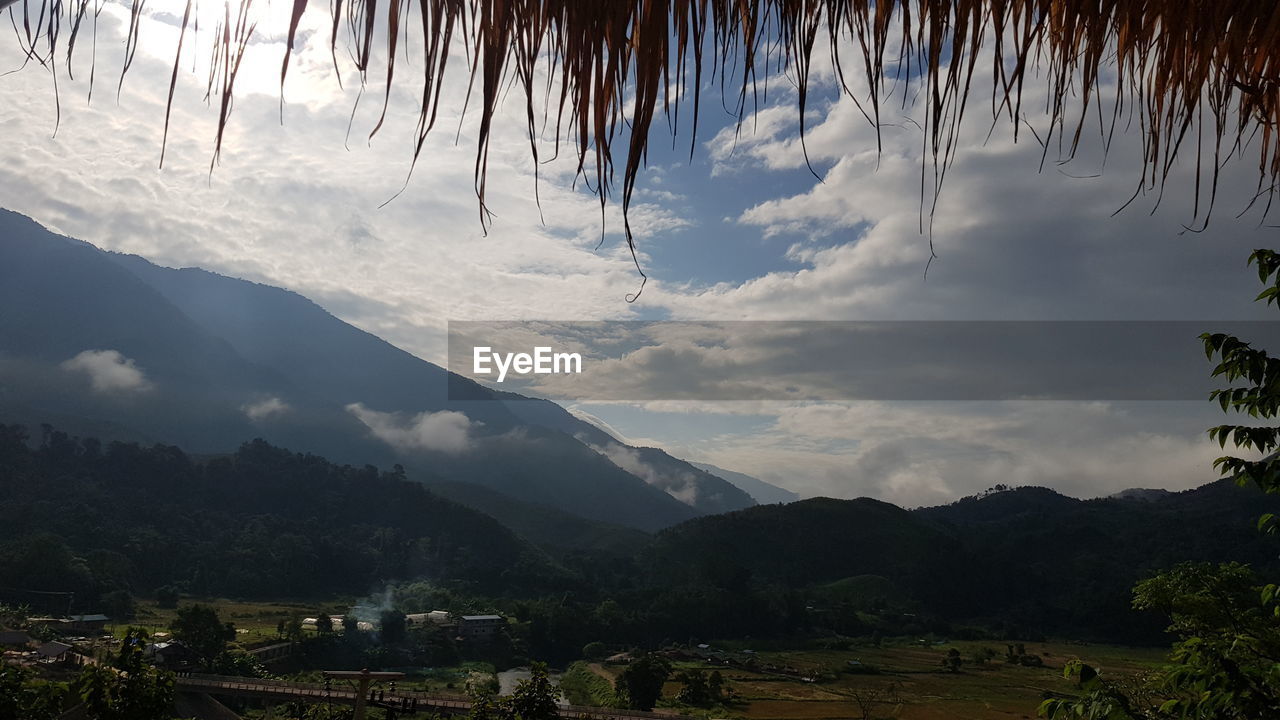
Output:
[688, 461, 799, 504]
[0, 209, 732, 531]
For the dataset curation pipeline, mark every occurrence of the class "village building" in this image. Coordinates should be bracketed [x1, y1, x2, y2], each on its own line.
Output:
[145, 641, 201, 670]
[27, 614, 110, 635]
[68, 614, 110, 633]
[457, 615, 504, 643]
[405, 610, 454, 628]
[35, 641, 73, 663]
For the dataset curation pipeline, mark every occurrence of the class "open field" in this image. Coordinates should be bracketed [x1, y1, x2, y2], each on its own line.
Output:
[107, 597, 355, 649]
[102, 598, 1171, 720]
[594, 642, 1169, 720]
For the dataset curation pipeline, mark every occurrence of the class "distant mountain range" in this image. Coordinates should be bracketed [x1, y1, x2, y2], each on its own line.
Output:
[0, 209, 759, 532]
[689, 461, 799, 504]
[9, 419, 1275, 647]
[6, 208, 1278, 649]
[643, 480, 1280, 643]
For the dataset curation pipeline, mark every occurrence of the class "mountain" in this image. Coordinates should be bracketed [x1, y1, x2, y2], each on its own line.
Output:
[1111, 487, 1175, 502]
[8, 413, 1280, 651]
[496, 393, 757, 514]
[423, 479, 651, 558]
[643, 497, 963, 591]
[0, 426, 568, 604]
[915, 485, 1083, 524]
[689, 461, 799, 504]
[640, 483, 1280, 643]
[0, 209, 712, 531]
[0, 213, 312, 454]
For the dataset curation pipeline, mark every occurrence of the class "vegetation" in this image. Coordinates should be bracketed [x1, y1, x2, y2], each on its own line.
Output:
[9, 251, 1280, 718]
[0, 429, 564, 609]
[0, 665, 63, 720]
[5, 421, 1280, 668]
[1040, 250, 1280, 718]
[74, 630, 176, 720]
[614, 653, 672, 711]
[559, 662, 617, 708]
[673, 668, 726, 707]
[468, 663, 560, 720]
[170, 604, 236, 667]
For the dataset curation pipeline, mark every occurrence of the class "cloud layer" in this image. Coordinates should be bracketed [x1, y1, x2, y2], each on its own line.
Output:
[61, 350, 151, 394]
[242, 396, 290, 421]
[346, 403, 474, 454]
[5, 10, 1276, 506]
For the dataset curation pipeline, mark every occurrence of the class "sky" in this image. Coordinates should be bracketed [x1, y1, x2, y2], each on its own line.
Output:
[2, 1, 1278, 506]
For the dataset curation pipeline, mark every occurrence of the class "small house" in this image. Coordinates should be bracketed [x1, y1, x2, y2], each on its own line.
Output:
[36, 641, 73, 663]
[406, 610, 454, 627]
[145, 641, 201, 669]
[68, 614, 110, 633]
[458, 615, 504, 643]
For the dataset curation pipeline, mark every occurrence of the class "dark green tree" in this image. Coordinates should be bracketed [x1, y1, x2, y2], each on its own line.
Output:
[0, 664, 65, 720]
[153, 586, 179, 610]
[211, 649, 270, 678]
[0, 603, 29, 629]
[99, 590, 135, 621]
[615, 653, 672, 711]
[74, 662, 174, 720]
[316, 613, 333, 634]
[284, 615, 306, 644]
[674, 669, 716, 706]
[1041, 250, 1280, 718]
[466, 663, 559, 720]
[113, 627, 150, 673]
[380, 610, 407, 644]
[941, 648, 963, 673]
[708, 670, 724, 699]
[170, 604, 235, 665]
[506, 662, 561, 720]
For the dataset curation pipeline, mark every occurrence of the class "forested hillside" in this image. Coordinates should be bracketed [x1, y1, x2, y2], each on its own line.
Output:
[0, 209, 738, 531]
[5, 420, 1279, 657]
[641, 484, 1280, 644]
[0, 424, 568, 611]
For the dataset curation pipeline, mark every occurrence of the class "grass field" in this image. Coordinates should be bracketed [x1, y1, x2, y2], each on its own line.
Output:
[590, 641, 1169, 720]
[103, 599, 1170, 719]
[106, 597, 355, 649]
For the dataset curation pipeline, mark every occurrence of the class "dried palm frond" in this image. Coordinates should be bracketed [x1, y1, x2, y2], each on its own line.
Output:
[5, 1, 1280, 272]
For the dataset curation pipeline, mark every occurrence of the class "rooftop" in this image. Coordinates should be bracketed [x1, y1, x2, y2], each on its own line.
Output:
[36, 641, 72, 658]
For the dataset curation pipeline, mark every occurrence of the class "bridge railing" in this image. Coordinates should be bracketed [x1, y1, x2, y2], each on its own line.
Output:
[178, 674, 685, 719]
[559, 704, 685, 720]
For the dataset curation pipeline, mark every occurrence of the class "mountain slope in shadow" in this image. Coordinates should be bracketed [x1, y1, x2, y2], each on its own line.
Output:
[0, 209, 708, 530]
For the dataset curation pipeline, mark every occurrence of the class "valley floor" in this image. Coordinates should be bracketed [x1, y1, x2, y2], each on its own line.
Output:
[594, 642, 1168, 720]
[95, 598, 1169, 720]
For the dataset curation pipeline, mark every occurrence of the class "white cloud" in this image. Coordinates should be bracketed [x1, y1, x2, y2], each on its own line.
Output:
[242, 396, 290, 421]
[623, 400, 1233, 507]
[591, 441, 703, 507]
[565, 406, 627, 443]
[60, 350, 151, 393]
[674, 33, 1279, 324]
[7, 9, 1275, 508]
[0, 3, 687, 367]
[346, 403, 475, 454]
